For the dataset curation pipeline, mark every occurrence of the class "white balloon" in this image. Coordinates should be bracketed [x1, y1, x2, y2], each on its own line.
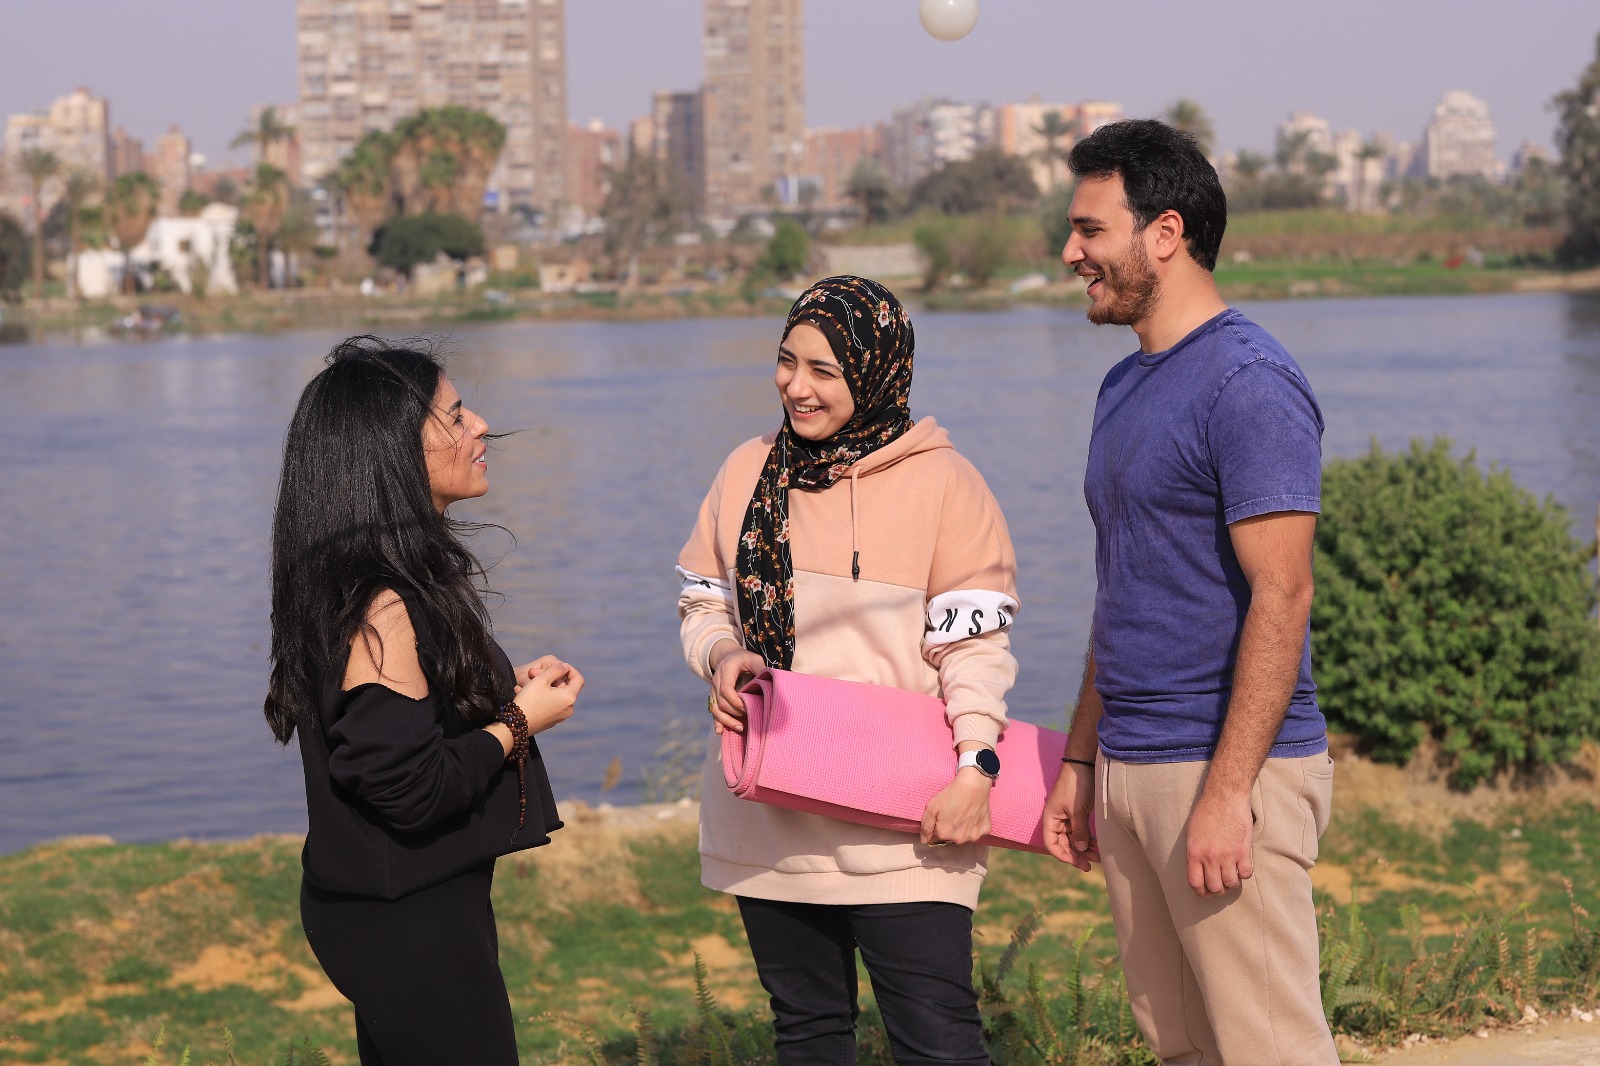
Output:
[919, 0, 978, 41]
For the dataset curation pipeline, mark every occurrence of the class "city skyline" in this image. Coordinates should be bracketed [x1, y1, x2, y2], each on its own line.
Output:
[0, 1, 1595, 172]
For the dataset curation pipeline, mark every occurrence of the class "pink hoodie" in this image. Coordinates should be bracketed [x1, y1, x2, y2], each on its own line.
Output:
[677, 417, 1019, 908]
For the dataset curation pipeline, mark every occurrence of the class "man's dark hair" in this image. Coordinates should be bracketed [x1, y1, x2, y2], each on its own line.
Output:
[1068, 119, 1227, 271]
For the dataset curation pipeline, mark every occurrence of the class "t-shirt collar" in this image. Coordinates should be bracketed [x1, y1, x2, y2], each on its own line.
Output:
[1137, 308, 1238, 367]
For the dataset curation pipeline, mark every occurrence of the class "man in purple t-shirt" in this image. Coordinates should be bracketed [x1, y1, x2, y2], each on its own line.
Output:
[1042, 120, 1339, 1065]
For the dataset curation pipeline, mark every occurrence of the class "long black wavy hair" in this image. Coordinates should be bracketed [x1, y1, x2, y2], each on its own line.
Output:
[264, 335, 507, 744]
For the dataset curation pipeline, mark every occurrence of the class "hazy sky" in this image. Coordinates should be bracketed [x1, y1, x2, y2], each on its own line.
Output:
[1, 1, 1595, 168]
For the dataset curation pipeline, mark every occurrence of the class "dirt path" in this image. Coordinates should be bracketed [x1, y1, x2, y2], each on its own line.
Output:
[1374, 1016, 1600, 1064]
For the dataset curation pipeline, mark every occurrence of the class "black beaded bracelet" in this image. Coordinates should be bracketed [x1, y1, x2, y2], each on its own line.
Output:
[495, 702, 530, 829]
[1061, 756, 1097, 768]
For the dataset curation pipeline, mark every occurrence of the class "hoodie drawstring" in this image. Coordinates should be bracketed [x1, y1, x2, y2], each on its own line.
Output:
[850, 468, 861, 581]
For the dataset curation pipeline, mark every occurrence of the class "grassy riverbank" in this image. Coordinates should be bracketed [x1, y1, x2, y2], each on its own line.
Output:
[3, 748, 1600, 1065]
[4, 255, 1598, 345]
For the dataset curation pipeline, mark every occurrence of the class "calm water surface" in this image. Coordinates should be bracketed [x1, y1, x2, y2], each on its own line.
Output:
[3, 292, 1598, 853]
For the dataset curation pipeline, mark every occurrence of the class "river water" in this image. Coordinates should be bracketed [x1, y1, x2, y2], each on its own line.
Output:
[2, 292, 1598, 853]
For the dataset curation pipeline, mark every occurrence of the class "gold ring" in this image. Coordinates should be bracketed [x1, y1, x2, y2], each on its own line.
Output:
[707, 693, 717, 715]
[928, 840, 949, 847]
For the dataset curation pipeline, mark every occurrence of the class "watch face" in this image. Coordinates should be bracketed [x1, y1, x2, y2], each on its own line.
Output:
[975, 748, 1000, 777]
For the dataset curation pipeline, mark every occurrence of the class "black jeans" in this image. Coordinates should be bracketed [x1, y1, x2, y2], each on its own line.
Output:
[737, 896, 990, 1065]
[301, 863, 518, 1066]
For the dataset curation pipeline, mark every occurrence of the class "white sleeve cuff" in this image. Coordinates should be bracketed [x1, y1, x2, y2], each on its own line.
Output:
[924, 589, 1019, 646]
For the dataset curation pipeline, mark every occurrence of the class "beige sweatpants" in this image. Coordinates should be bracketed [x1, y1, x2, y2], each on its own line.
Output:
[1097, 752, 1339, 1066]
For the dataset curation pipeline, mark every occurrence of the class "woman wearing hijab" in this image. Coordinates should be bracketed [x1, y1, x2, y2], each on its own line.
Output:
[676, 276, 1019, 1063]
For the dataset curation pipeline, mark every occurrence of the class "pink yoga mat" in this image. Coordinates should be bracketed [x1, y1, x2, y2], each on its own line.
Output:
[722, 668, 1068, 854]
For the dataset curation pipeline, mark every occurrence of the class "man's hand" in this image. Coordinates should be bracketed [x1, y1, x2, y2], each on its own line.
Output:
[1043, 761, 1100, 872]
[1184, 787, 1253, 896]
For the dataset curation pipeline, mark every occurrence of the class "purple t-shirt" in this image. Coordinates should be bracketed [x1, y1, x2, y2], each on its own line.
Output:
[1083, 308, 1328, 763]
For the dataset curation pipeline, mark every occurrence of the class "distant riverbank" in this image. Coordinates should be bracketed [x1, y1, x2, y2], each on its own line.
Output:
[6, 258, 1600, 342]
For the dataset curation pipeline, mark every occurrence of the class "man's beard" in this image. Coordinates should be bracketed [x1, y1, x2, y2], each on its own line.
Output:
[1087, 236, 1160, 327]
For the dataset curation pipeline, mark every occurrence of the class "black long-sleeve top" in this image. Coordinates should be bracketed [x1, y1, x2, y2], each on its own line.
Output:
[296, 583, 561, 899]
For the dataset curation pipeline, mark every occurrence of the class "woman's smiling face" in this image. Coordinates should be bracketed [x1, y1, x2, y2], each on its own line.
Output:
[422, 375, 489, 512]
[776, 323, 855, 441]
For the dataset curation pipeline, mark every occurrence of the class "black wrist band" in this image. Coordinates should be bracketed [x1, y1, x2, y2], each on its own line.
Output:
[1061, 756, 1096, 768]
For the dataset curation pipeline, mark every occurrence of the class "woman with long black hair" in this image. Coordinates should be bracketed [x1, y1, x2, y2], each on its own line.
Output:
[266, 336, 581, 1064]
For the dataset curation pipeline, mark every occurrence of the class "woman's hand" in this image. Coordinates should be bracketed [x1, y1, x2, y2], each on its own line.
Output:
[512, 655, 564, 694]
[512, 661, 585, 734]
[919, 759, 994, 847]
[707, 640, 763, 735]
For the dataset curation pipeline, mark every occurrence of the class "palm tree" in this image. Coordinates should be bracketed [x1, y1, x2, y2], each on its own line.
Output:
[1164, 99, 1216, 158]
[230, 106, 296, 166]
[1353, 140, 1385, 213]
[61, 169, 101, 301]
[104, 172, 161, 294]
[390, 107, 506, 221]
[18, 148, 61, 300]
[332, 131, 396, 257]
[1233, 150, 1268, 182]
[1031, 110, 1078, 189]
[243, 163, 290, 288]
[1275, 129, 1314, 174]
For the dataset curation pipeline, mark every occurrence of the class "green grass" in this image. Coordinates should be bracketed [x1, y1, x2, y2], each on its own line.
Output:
[4, 782, 1600, 1064]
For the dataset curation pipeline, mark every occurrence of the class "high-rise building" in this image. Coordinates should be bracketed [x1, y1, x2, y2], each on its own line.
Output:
[151, 127, 192, 217]
[997, 98, 1079, 193]
[652, 90, 706, 212]
[1419, 90, 1497, 181]
[702, 0, 805, 218]
[802, 125, 883, 210]
[884, 98, 995, 189]
[565, 119, 621, 217]
[109, 127, 146, 179]
[3, 87, 112, 222]
[294, 0, 568, 213]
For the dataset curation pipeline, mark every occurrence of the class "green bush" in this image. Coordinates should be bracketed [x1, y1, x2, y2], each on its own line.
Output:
[370, 212, 485, 276]
[1312, 438, 1600, 787]
[760, 218, 809, 280]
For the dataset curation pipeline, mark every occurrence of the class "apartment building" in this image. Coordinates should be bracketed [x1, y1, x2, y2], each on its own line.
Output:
[294, 0, 568, 213]
[702, 0, 805, 218]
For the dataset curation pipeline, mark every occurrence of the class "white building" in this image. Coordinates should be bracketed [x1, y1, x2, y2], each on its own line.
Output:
[1418, 90, 1498, 181]
[77, 203, 239, 298]
[884, 98, 995, 188]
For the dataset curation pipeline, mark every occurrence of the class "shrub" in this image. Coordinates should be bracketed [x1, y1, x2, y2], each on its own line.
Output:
[1312, 438, 1600, 787]
[760, 218, 809, 280]
[0, 210, 28, 301]
[370, 212, 485, 276]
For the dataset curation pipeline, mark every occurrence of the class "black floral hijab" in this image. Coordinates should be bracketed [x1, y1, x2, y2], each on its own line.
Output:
[736, 275, 916, 669]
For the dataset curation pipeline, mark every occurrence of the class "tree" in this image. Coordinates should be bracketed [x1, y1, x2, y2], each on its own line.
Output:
[1351, 140, 1385, 214]
[1232, 150, 1268, 182]
[332, 131, 396, 257]
[241, 164, 291, 287]
[1312, 439, 1600, 788]
[1553, 30, 1600, 264]
[177, 188, 209, 217]
[1163, 99, 1216, 158]
[0, 211, 28, 301]
[1032, 110, 1077, 189]
[370, 212, 485, 276]
[389, 107, 506, 221]
[60, 170, 101, 301]
[104, 171, 161, 294]
[599, 155, 689, 285]
[759, 218, 809, 280]
[230, 106, 296, 165]
[909, 148, 1039, 216]
[845, 159, 894, 226]
[18, 148, 61, 300]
